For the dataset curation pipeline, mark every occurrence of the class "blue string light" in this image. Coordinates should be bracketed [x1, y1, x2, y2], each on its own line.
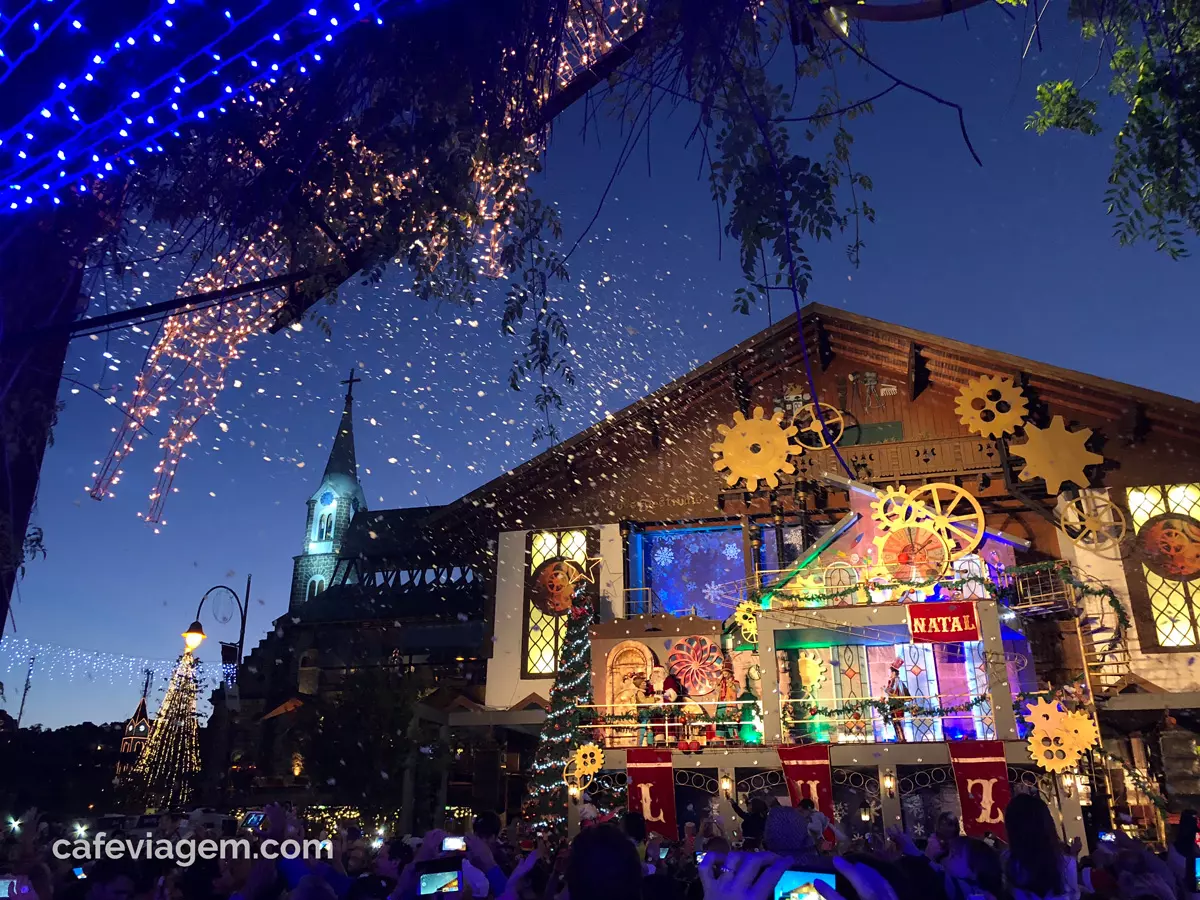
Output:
[1, 0, 389, 212]
[0, 635, 238, 690]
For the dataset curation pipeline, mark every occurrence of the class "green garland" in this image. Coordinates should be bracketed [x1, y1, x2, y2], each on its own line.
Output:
[743, 560, 1131, 641]
[786, 694, 992, 719]
[1102, 751, 1169, 812]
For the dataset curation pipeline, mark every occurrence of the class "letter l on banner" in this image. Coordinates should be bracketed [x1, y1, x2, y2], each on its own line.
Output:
[626, 748, 678, 839]
[776, 745, 835, 819]
[948, 740, 1011, 842]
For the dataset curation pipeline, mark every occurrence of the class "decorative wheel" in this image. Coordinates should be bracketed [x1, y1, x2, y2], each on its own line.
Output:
[667, 636, 724, 696]
[1136, 513, 1200, 581]
[906, 482, 986, 559]
[793, 402, 846, 450]
[1059, 495, 1128, 552]
[873, 522, 951, 583]
[711, 406, 799, 490]
[531, 559, 584, 615]
[573, 743, 605, 776]
[563, 757, 595, 794]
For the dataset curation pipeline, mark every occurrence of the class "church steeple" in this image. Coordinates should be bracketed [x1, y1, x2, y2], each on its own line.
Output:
[289, 372, 368, 611]
[322, 370, 361, 485]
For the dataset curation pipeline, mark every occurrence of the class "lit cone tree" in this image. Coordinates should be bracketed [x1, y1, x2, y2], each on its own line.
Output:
[132, 651, 200, 811]
[523, 598, 595, 833]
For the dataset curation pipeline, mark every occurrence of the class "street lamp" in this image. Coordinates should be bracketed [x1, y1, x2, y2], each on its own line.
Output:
[185, 576, 251, 662]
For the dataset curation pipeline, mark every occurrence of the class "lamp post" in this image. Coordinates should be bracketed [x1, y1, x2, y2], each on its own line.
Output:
[184, 575, 251, 663]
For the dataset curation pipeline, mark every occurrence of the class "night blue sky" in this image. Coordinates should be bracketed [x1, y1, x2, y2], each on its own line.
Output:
[3, 8, 1196, 728]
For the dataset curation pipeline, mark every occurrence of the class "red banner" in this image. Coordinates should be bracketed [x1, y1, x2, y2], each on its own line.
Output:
[626, 748, 677, 839]
[907, 601, 980, 643]
[776, 745, 835, 819]
[948, 741, 1011, 842]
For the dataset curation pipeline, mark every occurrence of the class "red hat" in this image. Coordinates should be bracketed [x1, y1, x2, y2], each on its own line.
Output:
[890, 657, 904, 671]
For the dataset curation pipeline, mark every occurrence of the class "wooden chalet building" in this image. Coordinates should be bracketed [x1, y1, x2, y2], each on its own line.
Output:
[212, 303, 1200, 846]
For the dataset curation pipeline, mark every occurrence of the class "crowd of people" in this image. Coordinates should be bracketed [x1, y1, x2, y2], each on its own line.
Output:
[2, 794, 1197, 900]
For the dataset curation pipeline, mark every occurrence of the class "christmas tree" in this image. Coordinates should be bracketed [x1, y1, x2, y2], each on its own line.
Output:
[523, 599, 595, 832]
[132, 651, 200, 811]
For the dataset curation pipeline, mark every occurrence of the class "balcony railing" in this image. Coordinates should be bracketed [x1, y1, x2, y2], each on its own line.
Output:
[575, 693, 996, 749]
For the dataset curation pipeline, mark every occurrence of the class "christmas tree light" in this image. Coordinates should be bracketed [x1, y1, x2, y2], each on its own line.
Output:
[131, 650, 201, 811]
[522, 598, 595, 833]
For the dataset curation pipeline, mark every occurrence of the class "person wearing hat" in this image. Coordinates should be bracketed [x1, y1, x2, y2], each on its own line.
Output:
[885, 657, 909, 743]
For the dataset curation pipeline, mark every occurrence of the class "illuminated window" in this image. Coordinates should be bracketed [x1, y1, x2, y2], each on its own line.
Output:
[316, 512, 335, 541]
[1127, 484, 1200, 648]
[307, 578, 326, 602]
[524, 530, 591, 677]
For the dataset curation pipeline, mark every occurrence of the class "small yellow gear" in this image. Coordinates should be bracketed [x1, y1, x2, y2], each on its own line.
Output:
[1023, 699, 1097, 774]
[573, 743, 605, 776]
[1062, 709, 1101, 754]
[793, 402, 846, 449]
[955, 375, 1029, 438]
[1027, 731, 1079, 773]
[1012, 416, 1104, 494]
[711, 406, 799, 490]
[734, 601, 759, 643]
[871, 486, 925, 530]
[1024, 697, 1069, 733]
[795, 651, 828, 692]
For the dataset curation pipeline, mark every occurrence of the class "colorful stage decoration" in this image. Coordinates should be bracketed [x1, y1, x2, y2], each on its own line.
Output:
[667, 636, 724, 696]
[734, 601, 759, 644]
[870, 483, 986, 560]
[777, 745, 835, 818]
[1136, 513, 1200, 580]
[627, 748, 678, 839]
[873, 521, 951, 583]
[955, 375, 1029, 439]
[792, 401, 846, 450]
[710, 407, 799, 490]
[907, 601, 980, 643]
[1011, 415, 1104, 495]
[1060, 494, 1129, 552]
[530, 559, 585, 615]
[1023, 697, 1100, 773]
[948, 741, 1012, 842]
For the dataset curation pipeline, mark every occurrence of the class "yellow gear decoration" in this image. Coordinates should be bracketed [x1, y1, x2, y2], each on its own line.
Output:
[793, 402, 846, 449]
[734, 601, 759, 643]
[1023, 699, 1099, 774]
[562, 757, 594, 794]
[795, 651, 828, 692]
[573, 743, 605, 776]
[955, 375, 1029, 438]
[711, 406, 799, 490]
[907, 483, 986, 560]
[872, 521, 951, 583]
[870, 485, 924, 530]
[1012, 416, 1104, 495]
[1060, 494, 1128, 552]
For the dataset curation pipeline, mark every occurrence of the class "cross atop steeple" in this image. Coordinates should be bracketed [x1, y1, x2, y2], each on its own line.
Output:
[341, 368, 362, 401]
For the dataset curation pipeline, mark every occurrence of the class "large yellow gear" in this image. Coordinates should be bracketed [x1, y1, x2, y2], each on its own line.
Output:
[573, 743, 605, 777]
[1012, 416, 1104, 495]
[955, 375, 1029, 438]
[1024, 697, 1069, 733]
[907, 483, 986, 560]
[734, 601, 759, 643]
[711, 407, 799, 490]
[1023, 699, 1098, 774]
[871, 486, 925, 530]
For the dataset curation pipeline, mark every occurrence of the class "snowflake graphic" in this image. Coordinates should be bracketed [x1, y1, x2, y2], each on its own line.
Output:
[687, 541, 701, 554]
[704, 581, 723, 604]
[722, 543, 741, 560]
[911, 820, 926, 837]
[653, 545, 675, 567]
[833, 802, 848, 822]
[784, 527, 806, 552]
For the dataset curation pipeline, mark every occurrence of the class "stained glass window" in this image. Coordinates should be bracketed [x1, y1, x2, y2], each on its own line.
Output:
[523, 530, 589, 677]
[1127, 484, 1200, 648]
[641, 528, 745, 619]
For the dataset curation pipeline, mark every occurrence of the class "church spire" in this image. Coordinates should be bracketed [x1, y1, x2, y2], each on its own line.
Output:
[323, 369, 361, 484]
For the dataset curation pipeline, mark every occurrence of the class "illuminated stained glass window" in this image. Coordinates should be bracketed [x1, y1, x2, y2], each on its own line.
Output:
[524, 530, 589, 677]
[1127, 484, 1200, 648]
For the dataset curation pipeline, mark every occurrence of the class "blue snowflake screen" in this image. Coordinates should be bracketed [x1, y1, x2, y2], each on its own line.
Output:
[641, 529, 745, 618]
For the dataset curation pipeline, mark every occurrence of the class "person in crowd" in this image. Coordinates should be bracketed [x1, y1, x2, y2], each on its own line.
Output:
[1004, 794, 1079, 900]
[925, 812, 960, 863]
[730, 795, 768, 851]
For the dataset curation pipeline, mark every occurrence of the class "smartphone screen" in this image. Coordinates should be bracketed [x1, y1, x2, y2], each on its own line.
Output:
[73, 868, 87, 880]
[659, 845, 670, 859]
[441, 836, 466, 853]
[774, 869, 836, 900]
[418, 870, 462, 894]
[242, 812, 264, 829]
[1097, 831, 1116, 842]
[0, 879, 18, 897]
[695, 851, 706, 864]
[1192, 856, 1200, 892]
